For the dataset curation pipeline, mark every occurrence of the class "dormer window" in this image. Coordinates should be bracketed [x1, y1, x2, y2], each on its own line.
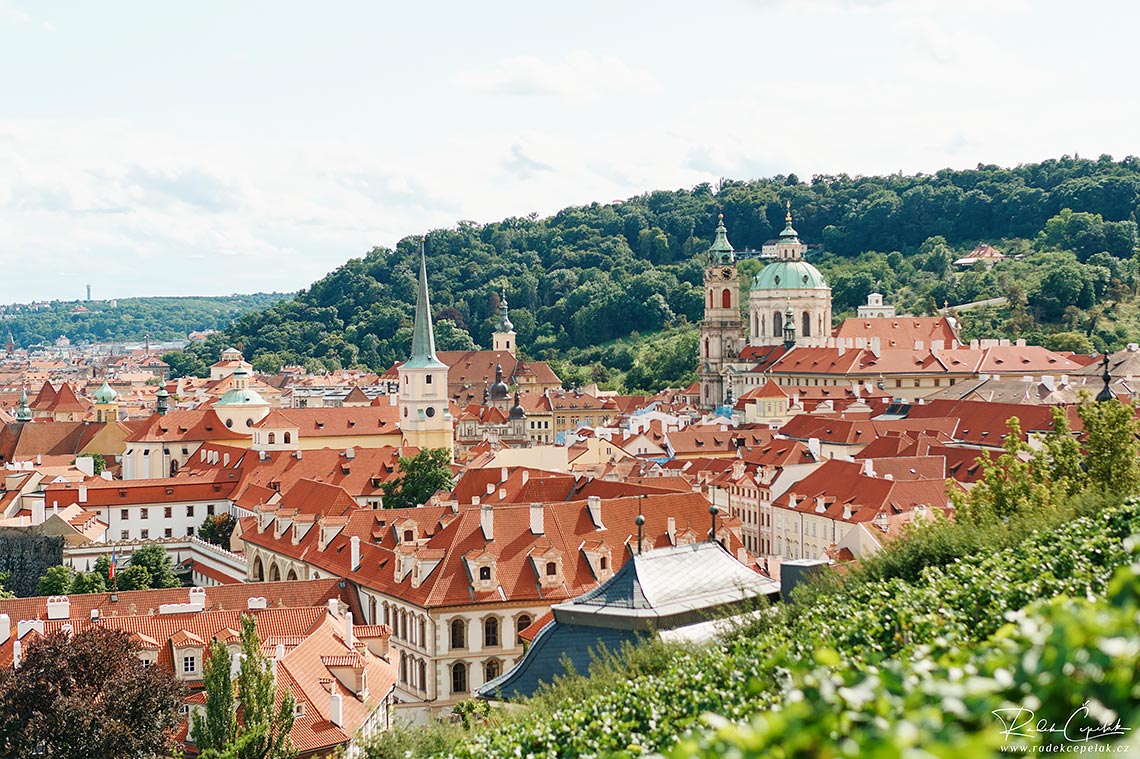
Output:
[403, 529, 414, 542]
[479, 566, 491, 581]
[545, 562, 557, 576]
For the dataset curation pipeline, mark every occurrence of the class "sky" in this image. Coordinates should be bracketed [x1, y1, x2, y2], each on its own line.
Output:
[0, 0, 1137, 303]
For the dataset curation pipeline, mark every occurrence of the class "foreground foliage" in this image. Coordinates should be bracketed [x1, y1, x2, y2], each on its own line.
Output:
[0, 627, 185, 758]
[366, 496, 1140, 759]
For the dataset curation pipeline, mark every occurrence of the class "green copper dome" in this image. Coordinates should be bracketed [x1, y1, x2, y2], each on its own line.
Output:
[94, 380, 118, 404]
[753, 260, 828, 290]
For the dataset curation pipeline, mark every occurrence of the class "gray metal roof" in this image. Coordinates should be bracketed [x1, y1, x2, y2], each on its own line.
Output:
[557, 542, 779, 630]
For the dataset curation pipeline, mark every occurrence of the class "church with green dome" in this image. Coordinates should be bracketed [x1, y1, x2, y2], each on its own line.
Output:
[748, 202, 832, 348]
[698, 202, 833, 408]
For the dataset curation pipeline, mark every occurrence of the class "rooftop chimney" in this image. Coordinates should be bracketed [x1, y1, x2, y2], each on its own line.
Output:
[46, 596, 70, 620]
[666, 516, 676, 544]
[345, 447, 355, 460]
[12, 640, 21, 668]
[328, 598, 340, 617]
[481, 503, 494, 541]
[344, 611, 354, 649]
[78, 485, 87, 503]
[529, 502, 544, 535]
[329, 691, 344, 727]
[350, 536, 361, 571]
[0, 614, 9, 646]
[586, 495, 604, 529]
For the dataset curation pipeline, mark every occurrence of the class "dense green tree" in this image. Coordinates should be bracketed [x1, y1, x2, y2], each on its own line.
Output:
[71, 570, 107, 594]
[37, 565, 75, 595]
[1078, 397, 1140, 497]
[128, 543, 181, 589]
[164, 350, 210, 379]
[200, 513, 237, 548]
[0, 626, 184, 758]
[195, 614, 295, 759]
[381, 448, 455, 509]
[0, 571, 14, 600]
[192, 639, 237, 754]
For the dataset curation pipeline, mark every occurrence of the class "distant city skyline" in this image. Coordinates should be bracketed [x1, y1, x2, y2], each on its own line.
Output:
[1, 0, 1136, 303]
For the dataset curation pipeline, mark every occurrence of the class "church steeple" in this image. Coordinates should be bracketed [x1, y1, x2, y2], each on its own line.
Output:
[492, 291, 517, 356]
[397, 239, 454, 458]
[708, 213, 735, 265]
[406, 244, 446, 370]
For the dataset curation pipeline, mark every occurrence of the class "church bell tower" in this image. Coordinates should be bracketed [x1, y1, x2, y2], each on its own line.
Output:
[398, 245, 454, 457]
[699, 214, 745, 410]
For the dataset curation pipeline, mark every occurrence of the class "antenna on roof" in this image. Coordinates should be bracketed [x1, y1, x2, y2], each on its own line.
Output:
[635, 495, 646, 555]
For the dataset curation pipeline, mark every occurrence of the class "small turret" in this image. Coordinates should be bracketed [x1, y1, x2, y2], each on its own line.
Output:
[489, 363, 509, 404]
[492, 292, 517, 355]
[708, 213, 735, 265]
[509, 390, 526, 420]
[156, 387, 170, 416]
[14, 387, 31, 423]
[783, 304, 796, 348]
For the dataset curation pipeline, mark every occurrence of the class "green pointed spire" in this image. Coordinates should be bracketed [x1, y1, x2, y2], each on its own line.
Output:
[404, 241, 447, 370]
[708, 213, 735, 264]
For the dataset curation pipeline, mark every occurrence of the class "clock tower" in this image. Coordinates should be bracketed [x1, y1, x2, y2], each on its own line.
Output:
[398, 245, 454, 458]
[699, 214, 745, 410]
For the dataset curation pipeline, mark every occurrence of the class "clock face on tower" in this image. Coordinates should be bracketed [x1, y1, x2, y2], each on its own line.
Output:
[721, 267, 733, 279]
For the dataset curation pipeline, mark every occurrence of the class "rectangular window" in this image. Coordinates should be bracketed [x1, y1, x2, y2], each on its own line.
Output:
[186, 505, 195, 517]
[120, 508, 129, 520]
[164, 506, 172, 519]
[207, 504, 215, 515]
[183, 656, 196, 674]
[140, 508, 149, 520]
[140, 529, 149, 539]
[187, 526, 195, 536]
[164, 528, 173, 538]
[120, 529, 130, 541]
[426, 375, 432, 384]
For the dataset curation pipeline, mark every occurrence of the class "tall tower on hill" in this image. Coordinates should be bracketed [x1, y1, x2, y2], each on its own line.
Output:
[699, 214, 745, 410]
[398, 246, 454, 457]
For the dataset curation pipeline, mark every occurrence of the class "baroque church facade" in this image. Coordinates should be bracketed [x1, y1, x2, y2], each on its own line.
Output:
[699, 203, 833, 409]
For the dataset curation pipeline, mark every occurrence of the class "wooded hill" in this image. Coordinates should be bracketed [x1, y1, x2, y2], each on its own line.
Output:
[4, 294, 289, 349]
[181, 156, 1140, 390]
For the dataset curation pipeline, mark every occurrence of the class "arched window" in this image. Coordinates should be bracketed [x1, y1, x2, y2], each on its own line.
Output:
[403, 529, 413, 542]
[269, 563, 280, 582]
[286, 567, 298, 581]
[772, 310, 783, 337]
[599, 556, 608, 570]
[516, 615, 532, 645]
[485, 659, 501, 682]
[478, 566, 491, 581]
[721, 288, 731, 308]
[708, 290, 713, 308]
[253, 556, 265, 582]
[268, 432, 276, 445]
[418, 659, 427, 691]
[450, 619, 466, 650]
[283, 432, 291, 444]
[545, 561, 557, 576]
[451, 663, 467, 694]
[801, 311, 811, 338]
[484, 617, 499, 647]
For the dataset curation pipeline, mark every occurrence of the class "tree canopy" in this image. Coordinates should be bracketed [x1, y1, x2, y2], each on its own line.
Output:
[163, 156, 1140, 391]
[381, 448, 455, 509]
[0, 626, 185, 758]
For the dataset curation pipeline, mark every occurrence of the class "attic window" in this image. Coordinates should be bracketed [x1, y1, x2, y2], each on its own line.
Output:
[316, 422, 324, 429]
[479, 566, 491, 581]
[545, 562, 557, 576]
[166, 488, 174, 495]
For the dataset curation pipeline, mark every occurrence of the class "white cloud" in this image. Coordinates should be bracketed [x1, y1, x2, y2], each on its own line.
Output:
[454, 51, 660, 101]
